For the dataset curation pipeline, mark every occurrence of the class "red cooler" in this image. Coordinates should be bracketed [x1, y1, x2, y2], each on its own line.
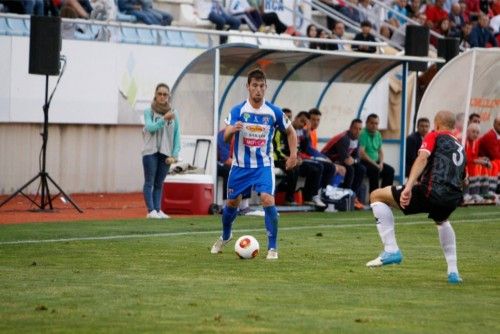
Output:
[161, 174, 214, 215]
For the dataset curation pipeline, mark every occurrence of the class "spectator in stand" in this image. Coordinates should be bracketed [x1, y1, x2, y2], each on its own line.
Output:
[464, 123, 492, 203]
[464, 0, 483, 21]
[51, 0, 93, 18]
[431, 17, 459, 46]
[459, 21, 473, 48]
[406, 0, 426, 18]
[493, 0, 500, 15]
[340, 0, 362, 26]
[248, 0, 293, 34]
[353, 20, 377, 53]
[118, 0, 166, 25]
[227, 0, 263, 32]
[308, 108, 322, 149]
[388, 0, 409, 26]
[321, 119, 367, 209]
[358, 0, 374, 24]
[306, 24, 319, 49]
[405, 117, 430, 177]
[139, 0, 173, 26]
[449, 2, 466, 36]
[478, 114, 500, 196]
[195, 0, 240, 44]
[426, 0, 449, 29]
[1, 0, 45, 15]
[331, 21, 348, 50]
[469, 13, 499, 46]
[359, 113, 395, 194]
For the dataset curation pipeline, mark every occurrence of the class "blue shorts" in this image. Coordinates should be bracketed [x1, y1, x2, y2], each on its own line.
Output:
[227, 166, 275, 200]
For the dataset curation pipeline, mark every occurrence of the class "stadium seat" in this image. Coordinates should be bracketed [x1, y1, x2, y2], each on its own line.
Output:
[137, 27, 157, 45]
[0, 16, 8, 35]
[121, 26, 140, 44]
[165, 30, 183, 46]
[6, 17, 29, 36]
[181, 31, 205, 48]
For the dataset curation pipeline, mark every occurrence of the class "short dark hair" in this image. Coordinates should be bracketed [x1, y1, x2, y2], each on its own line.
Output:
[360, 20, 372, 28]
[282, 108, 292, 114]
[417, 117, 430, 126]
[468, 113, 480, 121]
[350, 118, 362, 127]
[308, 108, 322, 116]
[295, 111, 310, 119]
[366, 113, 378, 122]
[247, 68, 266, 84]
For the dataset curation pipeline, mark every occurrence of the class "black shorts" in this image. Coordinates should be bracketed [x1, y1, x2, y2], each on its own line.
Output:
[391, 184, 458, 223]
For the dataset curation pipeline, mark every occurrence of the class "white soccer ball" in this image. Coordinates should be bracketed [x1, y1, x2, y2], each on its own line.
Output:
[234, 235, 260, 259]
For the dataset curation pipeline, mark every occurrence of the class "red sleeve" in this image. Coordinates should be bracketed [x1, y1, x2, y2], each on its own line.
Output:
[420, 131, 438, 154]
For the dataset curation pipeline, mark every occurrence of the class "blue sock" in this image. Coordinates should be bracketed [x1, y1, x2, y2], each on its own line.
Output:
[222, 205, 238, 240]
[264, 206, 278, 250]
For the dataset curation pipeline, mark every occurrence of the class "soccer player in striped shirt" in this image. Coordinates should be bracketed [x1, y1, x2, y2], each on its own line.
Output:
[210, 68, 298, 259]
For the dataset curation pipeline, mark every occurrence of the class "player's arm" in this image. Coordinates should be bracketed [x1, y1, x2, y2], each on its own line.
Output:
[224, 107, 243, 143]
[285, 125, 298, 170]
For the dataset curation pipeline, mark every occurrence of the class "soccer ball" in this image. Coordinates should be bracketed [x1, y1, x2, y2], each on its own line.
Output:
[234, 235, 260, 259]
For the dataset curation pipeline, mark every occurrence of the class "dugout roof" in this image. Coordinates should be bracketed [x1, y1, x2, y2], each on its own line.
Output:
[171, 44, 443, 186]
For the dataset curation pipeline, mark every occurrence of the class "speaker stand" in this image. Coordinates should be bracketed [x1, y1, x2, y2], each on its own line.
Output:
[0, 75, 82, 213]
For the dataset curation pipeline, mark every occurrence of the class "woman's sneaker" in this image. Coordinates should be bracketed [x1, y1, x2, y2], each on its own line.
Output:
[157, 210, 170, 219]
[146, 210, 160, 219]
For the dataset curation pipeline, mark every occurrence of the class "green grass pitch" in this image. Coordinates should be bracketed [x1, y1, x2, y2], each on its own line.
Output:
[0, 206, 499, 333]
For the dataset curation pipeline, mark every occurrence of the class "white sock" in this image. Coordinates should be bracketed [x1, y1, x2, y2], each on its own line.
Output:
[437, 221, 458, 274]
[371, 202, 399, 253]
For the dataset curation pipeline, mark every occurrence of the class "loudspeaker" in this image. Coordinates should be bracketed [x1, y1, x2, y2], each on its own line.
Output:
[437, 37, 459, 68]
[405, 25, 430, 72]
[29, 16, 61, 76]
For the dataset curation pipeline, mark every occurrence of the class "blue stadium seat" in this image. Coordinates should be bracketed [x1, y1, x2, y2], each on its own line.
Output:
[121, 26, 139, 44]
[181, 32, 205, 48]
[6, 17, 29, 36]
[157, 30, 169, 46]
[137, 27, 156, 45]
[165, 30, 183, 47]
[0, 17, 8, 35]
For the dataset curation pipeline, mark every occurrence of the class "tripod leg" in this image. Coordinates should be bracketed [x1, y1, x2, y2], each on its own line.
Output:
[45, 174, 83, 213]
[0, 173, 42, 209]
[39, 173, 54, 210]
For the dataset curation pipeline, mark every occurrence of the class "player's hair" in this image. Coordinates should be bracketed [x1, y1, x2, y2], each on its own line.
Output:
[247, 68, 266, 84]
[296, 111, 310, 119]
[417, 117, 430, 126]
[435, 110, 456, 130]
[366, 113, 378, 122]
[308, 108, 322, 116]
[350, 118, 362, 127]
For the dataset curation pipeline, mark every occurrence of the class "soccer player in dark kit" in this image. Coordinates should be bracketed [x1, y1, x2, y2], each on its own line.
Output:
[366, 110, 466, 284]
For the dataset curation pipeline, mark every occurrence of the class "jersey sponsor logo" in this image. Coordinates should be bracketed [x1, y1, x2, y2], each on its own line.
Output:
[243, 138, 267, 146]
[246, 125, 264, 133]
[262, 116, 270, 125]
[242, 113, 251, 122]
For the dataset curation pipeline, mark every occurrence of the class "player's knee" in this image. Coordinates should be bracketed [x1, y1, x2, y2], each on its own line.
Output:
[370, 188, 383, 203]
[260, 193, 275, 207]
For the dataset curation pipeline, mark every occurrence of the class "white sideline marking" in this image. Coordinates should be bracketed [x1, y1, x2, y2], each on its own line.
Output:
[0, 216, 498, 246]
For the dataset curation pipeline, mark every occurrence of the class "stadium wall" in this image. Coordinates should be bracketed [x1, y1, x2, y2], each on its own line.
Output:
[0, 34, 400, 194]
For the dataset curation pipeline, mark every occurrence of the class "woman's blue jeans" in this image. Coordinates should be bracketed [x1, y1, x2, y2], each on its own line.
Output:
[142, 152, 170, 212]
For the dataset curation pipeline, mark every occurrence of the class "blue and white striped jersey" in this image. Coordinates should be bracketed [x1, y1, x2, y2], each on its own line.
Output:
[228, 99, 290, 168]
